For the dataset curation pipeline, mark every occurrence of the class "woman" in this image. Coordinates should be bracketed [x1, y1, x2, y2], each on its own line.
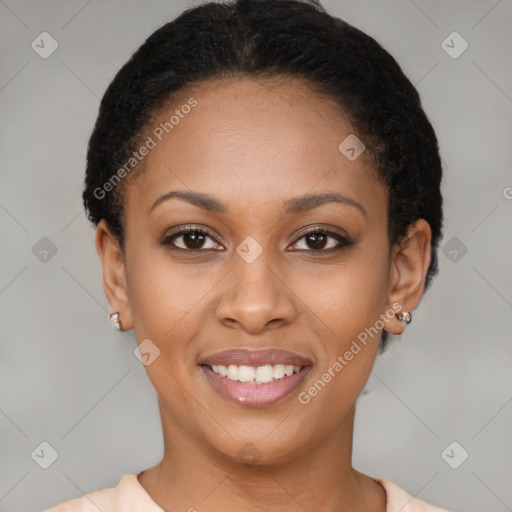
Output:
[44, 0, 449, 510]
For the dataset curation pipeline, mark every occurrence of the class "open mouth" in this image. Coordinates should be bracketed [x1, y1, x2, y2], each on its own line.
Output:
[198, 348, 313, 406]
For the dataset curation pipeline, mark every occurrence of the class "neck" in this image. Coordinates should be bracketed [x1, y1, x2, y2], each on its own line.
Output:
[137, 403, 386, 512]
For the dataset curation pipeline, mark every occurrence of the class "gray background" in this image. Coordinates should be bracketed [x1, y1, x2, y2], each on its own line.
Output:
[1, 0, 511, 511]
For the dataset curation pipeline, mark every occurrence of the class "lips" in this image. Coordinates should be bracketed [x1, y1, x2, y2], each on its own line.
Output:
[199, 349, 312, 407]
[199, 348, 312, 367]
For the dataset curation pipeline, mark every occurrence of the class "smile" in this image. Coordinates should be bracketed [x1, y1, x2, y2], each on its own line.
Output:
[199, 348, 313, 407]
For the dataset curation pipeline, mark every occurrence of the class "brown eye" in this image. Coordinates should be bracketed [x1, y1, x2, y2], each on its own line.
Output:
[290, 228, 352, 253]
[304, 232, 329, 250]
[162, 226, 223, 251]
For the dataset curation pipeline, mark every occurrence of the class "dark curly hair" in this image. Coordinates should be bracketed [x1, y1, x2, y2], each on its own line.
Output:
[83, 0, 443, 352]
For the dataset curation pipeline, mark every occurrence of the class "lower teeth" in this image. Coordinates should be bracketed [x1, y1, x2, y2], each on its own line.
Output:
[221, 376, 288, 385]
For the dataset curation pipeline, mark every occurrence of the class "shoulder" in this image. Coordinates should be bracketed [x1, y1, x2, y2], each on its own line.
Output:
[42, 474, 163, 512]
[375, 477, 452, 512]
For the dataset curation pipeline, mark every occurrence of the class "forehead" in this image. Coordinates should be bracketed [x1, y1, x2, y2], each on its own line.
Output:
[123, 77, 386, 221]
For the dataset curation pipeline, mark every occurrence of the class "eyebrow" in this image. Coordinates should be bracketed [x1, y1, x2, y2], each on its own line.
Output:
[150, 190, 227, 214]
[283, 192, 367, 218]
[150, 190, 367, 218]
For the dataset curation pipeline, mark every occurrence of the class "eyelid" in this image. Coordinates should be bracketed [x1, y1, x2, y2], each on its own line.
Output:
[166, 224, 220, 240]
[292, 224, 349, 242]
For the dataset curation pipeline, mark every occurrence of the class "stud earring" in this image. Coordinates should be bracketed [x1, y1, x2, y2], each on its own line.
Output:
[396, 311, 412, 324]
[110, 312, 122, 331]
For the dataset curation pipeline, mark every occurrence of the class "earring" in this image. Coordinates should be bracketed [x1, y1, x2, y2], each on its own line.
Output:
[396, 311, 412, 324]
[110, 312, 122, 331]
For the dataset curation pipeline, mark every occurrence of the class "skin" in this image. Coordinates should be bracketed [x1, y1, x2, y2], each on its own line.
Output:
[95, 77, 431, 511]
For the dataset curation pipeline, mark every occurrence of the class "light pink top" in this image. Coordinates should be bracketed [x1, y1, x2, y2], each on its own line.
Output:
[42, 473, 451, 511]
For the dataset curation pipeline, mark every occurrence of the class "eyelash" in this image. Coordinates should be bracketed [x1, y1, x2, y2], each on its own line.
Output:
[160, 225, 353, 254]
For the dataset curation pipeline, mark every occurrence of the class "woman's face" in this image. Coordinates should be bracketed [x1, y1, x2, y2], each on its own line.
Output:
[99, 77, 428, 465]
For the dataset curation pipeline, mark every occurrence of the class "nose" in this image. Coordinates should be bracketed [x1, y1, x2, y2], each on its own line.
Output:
[215, 245, 297, 334]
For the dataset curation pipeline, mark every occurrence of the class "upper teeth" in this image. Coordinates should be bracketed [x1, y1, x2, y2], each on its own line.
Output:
[210, 364, 302, 384]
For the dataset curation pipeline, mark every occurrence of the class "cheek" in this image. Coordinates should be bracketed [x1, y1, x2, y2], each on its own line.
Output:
[126, 243, 214, 335]
[293, 259, 388, 426]
[124, 246, 212, 406]
[287, 245, 390, 404]
[289, 246, 390, 340]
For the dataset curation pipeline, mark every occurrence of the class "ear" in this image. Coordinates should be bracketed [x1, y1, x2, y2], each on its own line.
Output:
[95, 219, 134, 331]
[384, 219, 432, 335]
